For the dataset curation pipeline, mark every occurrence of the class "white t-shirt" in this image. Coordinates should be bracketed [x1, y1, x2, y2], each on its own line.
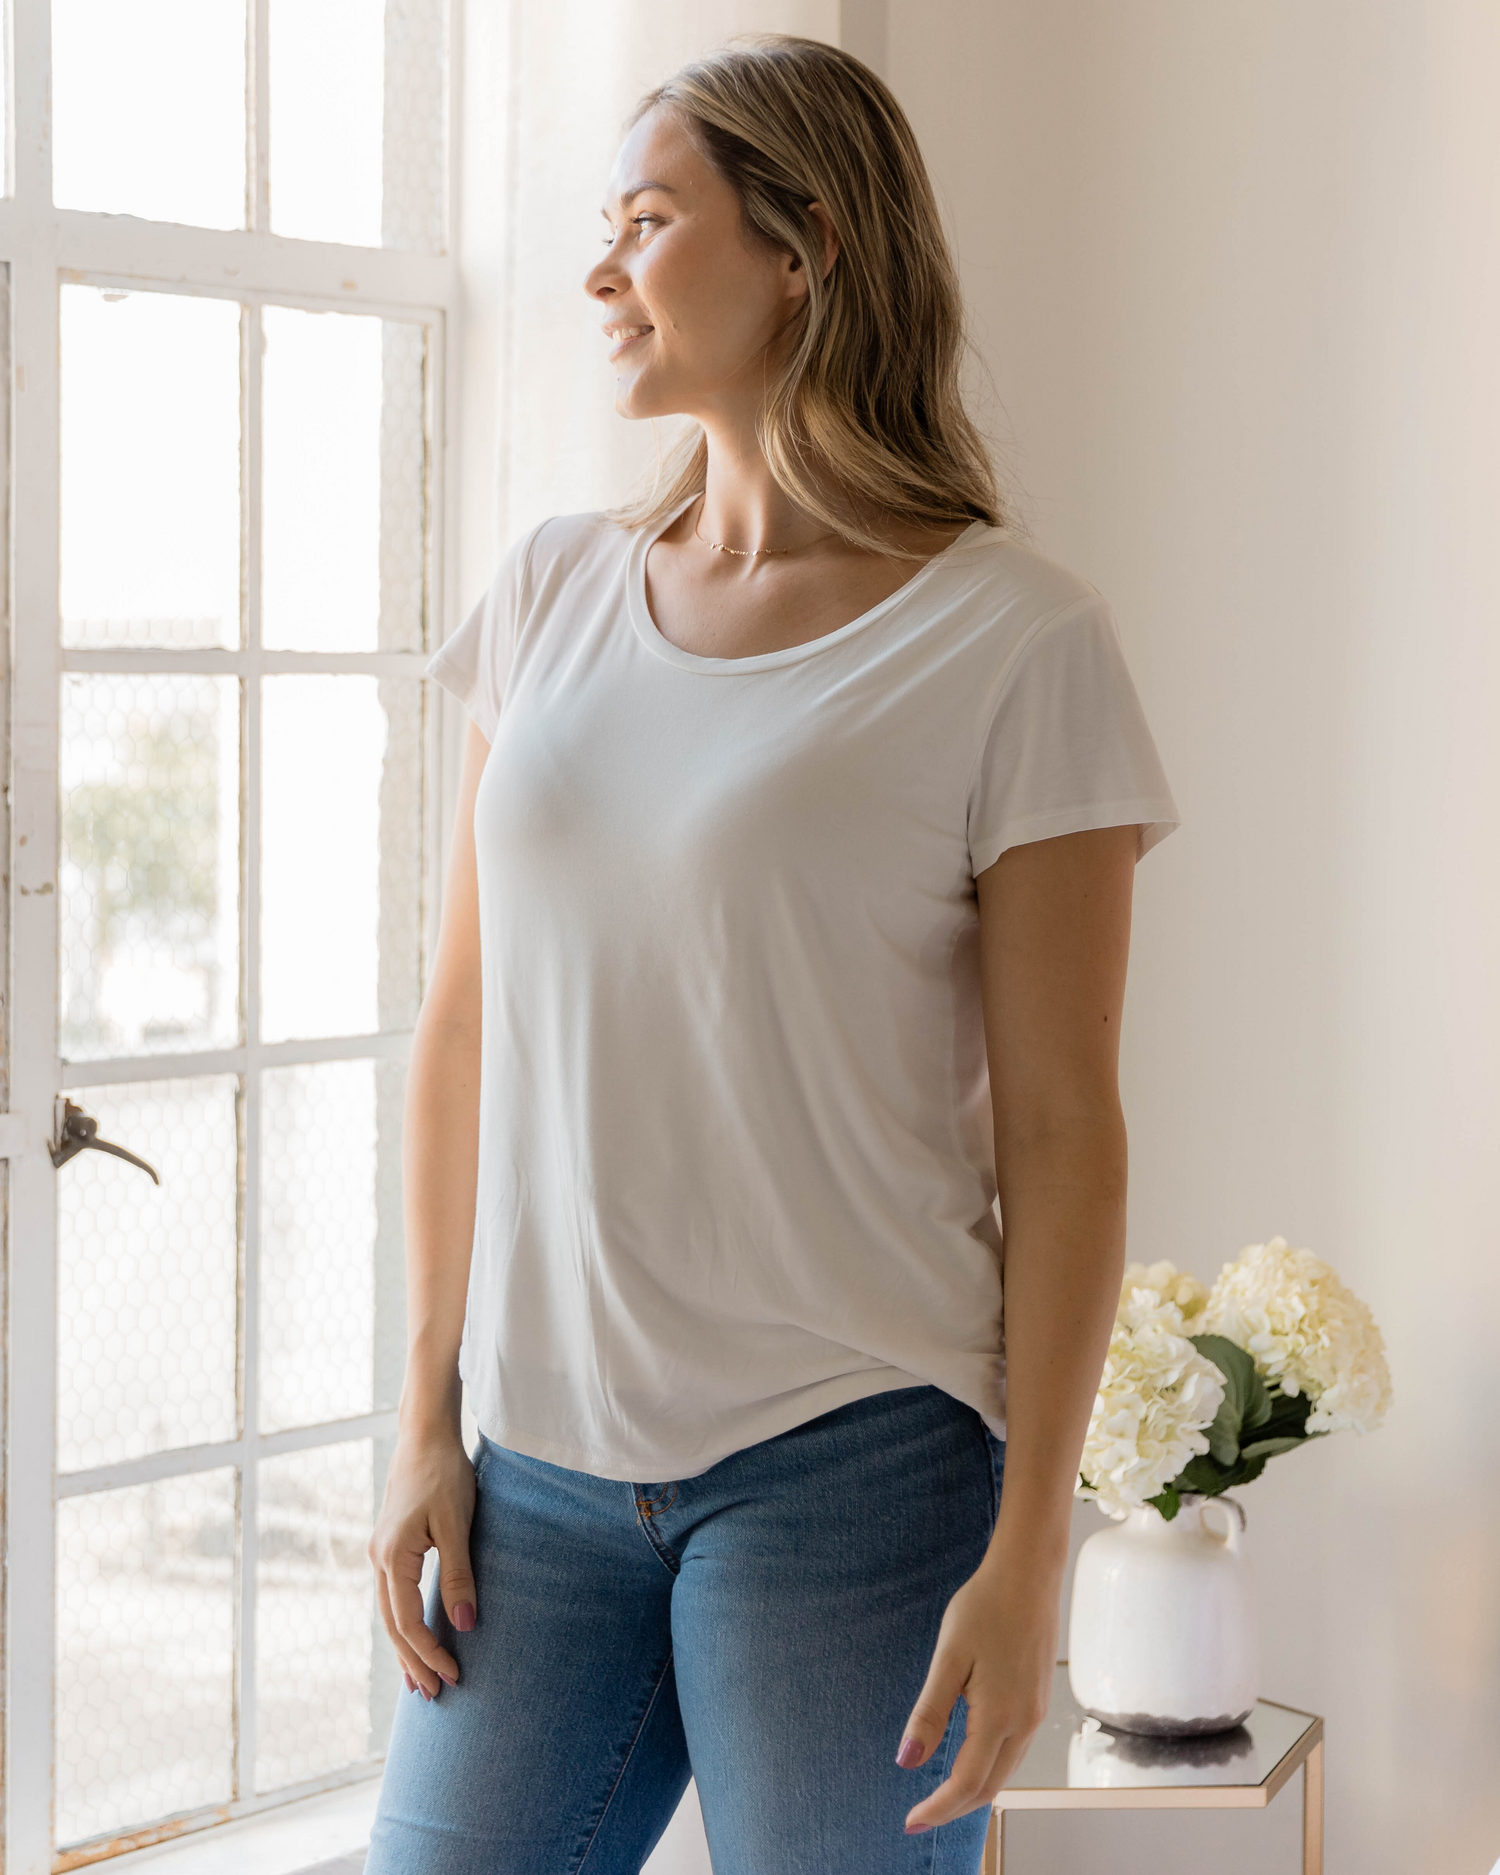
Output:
[424, 495, 1179, 1481]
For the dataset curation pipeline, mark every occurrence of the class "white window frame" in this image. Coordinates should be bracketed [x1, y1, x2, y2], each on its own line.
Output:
[0, 3, 464, 1869]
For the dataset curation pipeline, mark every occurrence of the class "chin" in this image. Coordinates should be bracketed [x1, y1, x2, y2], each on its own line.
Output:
[613, 371, 688, 424]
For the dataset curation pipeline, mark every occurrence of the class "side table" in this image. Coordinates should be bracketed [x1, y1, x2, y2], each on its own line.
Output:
[983, 1664, 1323, 1874]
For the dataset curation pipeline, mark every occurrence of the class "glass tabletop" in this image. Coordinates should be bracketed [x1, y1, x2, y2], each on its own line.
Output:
[1006, 1666, 1318, 1792]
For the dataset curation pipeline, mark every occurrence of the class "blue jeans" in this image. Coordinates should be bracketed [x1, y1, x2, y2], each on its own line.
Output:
[365, 1384, 1004, 1874]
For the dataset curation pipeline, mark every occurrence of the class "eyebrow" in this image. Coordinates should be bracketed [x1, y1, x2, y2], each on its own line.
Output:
[600, 181, 678, 217]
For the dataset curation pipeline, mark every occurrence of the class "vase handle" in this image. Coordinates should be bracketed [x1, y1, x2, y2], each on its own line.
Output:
[1202, 1495, 1247, 1551]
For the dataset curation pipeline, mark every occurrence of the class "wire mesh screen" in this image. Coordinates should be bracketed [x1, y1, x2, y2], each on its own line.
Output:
[57, 1076, 241, 1475]
[45, 2, 443, 1851]
[260, 1057, 407, 1432]
[255, 1440, 402, 1792]
[59, 672, 241, 1061]
[56, 1471, 237, 1846]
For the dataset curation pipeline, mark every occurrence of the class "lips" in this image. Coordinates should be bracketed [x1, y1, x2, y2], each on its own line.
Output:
[605, 323, 654, 362]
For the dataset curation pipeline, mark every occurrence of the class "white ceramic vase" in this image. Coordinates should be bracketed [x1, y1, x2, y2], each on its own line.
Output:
[1066, 1494, 1259, 1736]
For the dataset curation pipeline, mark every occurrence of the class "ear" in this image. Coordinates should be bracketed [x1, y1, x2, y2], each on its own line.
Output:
[784, 202, 841, 304]
[806, 201, 840, 281]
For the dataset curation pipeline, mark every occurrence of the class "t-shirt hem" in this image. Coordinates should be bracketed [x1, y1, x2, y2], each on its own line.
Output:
[469, 1367, 938, 1483]
[970, 796, 1181, 877]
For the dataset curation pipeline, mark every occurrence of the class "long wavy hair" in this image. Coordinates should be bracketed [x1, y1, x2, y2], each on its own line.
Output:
[605, 34, 1015, 557]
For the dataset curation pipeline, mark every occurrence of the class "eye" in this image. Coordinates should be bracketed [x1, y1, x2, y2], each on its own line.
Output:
[600, 214, 661, 246]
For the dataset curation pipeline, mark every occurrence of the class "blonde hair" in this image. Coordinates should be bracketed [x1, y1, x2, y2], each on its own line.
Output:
[605, 34, 1015, 557]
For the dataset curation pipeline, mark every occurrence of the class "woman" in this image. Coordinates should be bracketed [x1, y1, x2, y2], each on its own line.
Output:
[366, 34, 1177, 1875]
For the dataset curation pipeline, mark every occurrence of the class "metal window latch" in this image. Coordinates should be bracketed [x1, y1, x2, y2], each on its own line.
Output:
[49, 1097, 162, 1184]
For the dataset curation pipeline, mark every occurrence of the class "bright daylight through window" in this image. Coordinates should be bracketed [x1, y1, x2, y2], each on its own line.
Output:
[3, 3, 450, 1867]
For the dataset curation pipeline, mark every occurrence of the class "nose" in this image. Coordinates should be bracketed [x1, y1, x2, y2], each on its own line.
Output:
[584, 241, 624, 302]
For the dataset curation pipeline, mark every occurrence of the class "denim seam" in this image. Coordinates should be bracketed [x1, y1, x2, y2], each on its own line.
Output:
[928, 1703, 966, 1874]
[984, 1431, 1005, 1531]
[573, 1650, 677, 1873]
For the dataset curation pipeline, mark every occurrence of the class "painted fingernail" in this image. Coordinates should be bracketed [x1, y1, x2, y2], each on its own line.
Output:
[896, 1737, 923, 1768]
[438, 1670, 457, 1688]
[420, 1685, 433, 1702]
[905, 1824, 931, 1836]
[403, 1672, 416, 1694]
[454, 1603, 476, 1632]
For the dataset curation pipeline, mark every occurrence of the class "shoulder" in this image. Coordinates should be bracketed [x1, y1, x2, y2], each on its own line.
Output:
[467, 511, 636, 637]
[940, 525, 1105, 631]
[518, 510, 635, 595]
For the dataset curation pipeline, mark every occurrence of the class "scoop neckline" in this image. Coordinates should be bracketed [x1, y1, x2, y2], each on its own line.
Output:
[626, 494, 989, 674]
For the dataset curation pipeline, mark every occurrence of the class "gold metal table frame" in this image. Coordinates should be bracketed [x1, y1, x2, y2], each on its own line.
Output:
[982, 1666, 1324, 1874]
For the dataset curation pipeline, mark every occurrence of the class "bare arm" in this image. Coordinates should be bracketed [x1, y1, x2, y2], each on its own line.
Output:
[368, 718, 491, 1699]
[900, 822, 1137, 1830]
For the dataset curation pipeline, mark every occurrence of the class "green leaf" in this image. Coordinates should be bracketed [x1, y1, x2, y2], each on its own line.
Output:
[1255, 1388, 1315, 1444]
[1191, 1334, 1272, 1464]
[1238, 1434, 1309, 1462]
[1147, 1483, 1182, 1521]
[1176, 1454, 1232, 1498]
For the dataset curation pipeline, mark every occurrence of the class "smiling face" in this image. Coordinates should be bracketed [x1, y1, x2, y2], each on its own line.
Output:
[586, 105, 812, 424]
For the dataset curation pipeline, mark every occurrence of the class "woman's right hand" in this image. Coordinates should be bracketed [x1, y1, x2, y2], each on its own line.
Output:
[368, 1425, 478, 1700]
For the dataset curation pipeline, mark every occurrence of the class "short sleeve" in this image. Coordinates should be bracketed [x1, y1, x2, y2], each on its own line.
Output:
[423, 522, 540, 740]
[968, 595, 1181, 875]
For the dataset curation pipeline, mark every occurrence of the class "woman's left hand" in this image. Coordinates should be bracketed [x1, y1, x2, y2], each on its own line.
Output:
[895, 1553, 1060, 1834]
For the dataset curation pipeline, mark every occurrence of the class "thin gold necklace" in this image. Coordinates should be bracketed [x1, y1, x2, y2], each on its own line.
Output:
[692, 501, 837, 558]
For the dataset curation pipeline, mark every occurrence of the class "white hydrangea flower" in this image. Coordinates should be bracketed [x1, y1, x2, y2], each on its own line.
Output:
[1203, 1237, 1392, 1434]
[1120, 1258, 1211, 1326]
[1077, 1263, 1226, 1519]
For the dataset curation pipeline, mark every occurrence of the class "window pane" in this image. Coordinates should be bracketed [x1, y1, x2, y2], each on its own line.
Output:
[260, 1058, 407, 1432]
[269, 0, 445, 250]
[61, 287, 242, 650]
[260, 674, 423, 1042]
[261, 307, 427, 653]
[52, 0, 246, 229]
[57, 1471, 236, 1846]
[58, 1077, 240, 1474]
[256, 1441, 400, 1790]
[61, 674, 241, 1060]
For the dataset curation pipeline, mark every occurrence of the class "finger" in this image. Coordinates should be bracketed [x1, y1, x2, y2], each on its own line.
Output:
[376, 1574, 434, 1701]
[895, 1646, 969, 1771]
[985, 1722, 1036, 1797]
[905, 1695, 1047, 1833]
[389, 1545, 460, 1688]
[903, 1709, 1005, 1832]
[376, 1567, 438, 1700]
[433, 1518, 478, 1634]
[377, 1551, 445, 1696]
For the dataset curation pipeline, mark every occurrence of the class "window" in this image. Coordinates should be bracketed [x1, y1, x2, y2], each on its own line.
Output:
[2, 2, 453, 1863]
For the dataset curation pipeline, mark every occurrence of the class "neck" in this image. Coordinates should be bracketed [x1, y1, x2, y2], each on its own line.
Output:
[694, 411, 831, 556]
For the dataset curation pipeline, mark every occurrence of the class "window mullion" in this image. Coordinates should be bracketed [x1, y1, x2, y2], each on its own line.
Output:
[249, 0, 271, 234]
[49, 214, 452, 313]
[235, 297, 266, 1805]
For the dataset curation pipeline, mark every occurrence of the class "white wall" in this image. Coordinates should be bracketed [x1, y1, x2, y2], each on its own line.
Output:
[456, 0, 840, 591]
[455, 4, 1500, 1871]
[887, 3, 1500, 1870]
